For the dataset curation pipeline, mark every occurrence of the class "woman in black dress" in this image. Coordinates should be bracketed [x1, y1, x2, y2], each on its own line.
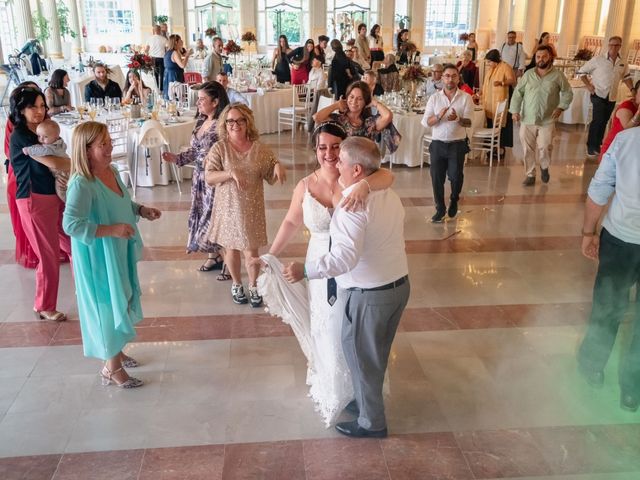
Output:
[328, 40, 356, 100]
[272, 35, 292, 84]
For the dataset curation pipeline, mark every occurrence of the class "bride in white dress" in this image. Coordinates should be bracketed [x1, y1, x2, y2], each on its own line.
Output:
[257, 122, 394, 426]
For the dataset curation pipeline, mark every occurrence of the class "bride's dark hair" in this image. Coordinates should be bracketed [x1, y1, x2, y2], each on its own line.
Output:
[312, 121, 347, 148]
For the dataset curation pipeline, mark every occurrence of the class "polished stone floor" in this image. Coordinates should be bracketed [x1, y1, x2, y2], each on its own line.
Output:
[1, 123, 639, 479]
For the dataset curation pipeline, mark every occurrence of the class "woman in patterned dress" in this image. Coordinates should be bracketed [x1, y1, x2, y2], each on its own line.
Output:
[204, 103, 287, 307]
[162, 81, 230, 275]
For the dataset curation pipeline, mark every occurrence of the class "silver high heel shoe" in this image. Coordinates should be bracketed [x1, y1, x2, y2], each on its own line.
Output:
[121, 354, 139, 368]
[100, 366, 143, 388]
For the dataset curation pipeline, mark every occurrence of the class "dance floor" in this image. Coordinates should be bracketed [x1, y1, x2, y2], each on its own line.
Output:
[1, 123, 639, 479]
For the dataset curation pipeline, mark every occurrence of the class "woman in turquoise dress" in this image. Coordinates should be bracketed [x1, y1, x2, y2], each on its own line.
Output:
[63, 122, 161, 389]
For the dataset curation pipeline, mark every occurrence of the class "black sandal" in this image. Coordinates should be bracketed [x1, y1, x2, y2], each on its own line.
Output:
[198, 255, 224, 272]
[216, 265, 231, 281]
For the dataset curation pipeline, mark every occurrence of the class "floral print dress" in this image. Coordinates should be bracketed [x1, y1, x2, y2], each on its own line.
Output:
[176, 115, 221, 253]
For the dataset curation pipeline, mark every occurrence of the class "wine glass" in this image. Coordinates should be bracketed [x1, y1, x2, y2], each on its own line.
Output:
[77, 102, 87, 120]
[122, 105, 131, 120]
[89, 97, 97, 109]
[88, 107, 97, 121]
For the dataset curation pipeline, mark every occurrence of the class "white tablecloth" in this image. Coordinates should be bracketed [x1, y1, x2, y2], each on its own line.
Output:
[386, 107, 485, 167]
[58, 116, 196, 186]
[559, 85, 590, 125]
[246, 88, 293, 134]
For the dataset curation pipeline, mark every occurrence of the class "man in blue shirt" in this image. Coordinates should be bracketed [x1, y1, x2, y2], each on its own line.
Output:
[578, 127, 640, 412]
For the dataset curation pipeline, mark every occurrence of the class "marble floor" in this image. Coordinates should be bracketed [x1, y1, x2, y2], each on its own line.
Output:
[1, 123, 639, 480]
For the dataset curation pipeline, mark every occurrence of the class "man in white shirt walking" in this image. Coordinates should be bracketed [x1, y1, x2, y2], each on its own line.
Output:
[500, 31, 527, 78]
[203, 37, 224, 81]
[146, 25, 167, 92]
[578, 36, 633, 157]
[283, 136, 410, 438]
[422, 64, 474, 222]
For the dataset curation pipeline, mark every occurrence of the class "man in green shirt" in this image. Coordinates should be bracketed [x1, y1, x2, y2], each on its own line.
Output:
[510, 45, 573, 186]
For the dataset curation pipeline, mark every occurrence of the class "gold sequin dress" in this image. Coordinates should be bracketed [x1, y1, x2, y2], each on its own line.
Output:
[205, 140, 278, 250]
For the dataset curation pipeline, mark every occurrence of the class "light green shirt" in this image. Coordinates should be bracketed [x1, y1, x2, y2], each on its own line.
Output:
[509, 67, 573, 125]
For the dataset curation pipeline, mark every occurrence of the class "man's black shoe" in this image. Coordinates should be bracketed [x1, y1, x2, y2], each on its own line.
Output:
[586, 149, 598, 157]
[578, 364, 604, 388]
[522, 176, 536, 186]
[620, 394, 640, 412]
[448, 201, 458, 218]
[335, 420, 387, 438]
[431, 210, 446, 223]
[541, 168, 550, 183]
[345, 400, 359, 416]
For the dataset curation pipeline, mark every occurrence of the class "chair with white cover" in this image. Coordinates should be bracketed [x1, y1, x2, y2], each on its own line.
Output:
[106, 116, 131, 185]
[133, 120, 183, 196]
[169, 82, 190, 109]
[566, 45, 578, 59]
[278, 83, 310, 138]
[470, 99, 507, 167]
[421, 132, 432, 169]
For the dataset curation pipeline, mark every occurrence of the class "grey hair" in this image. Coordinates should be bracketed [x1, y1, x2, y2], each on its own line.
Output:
[340, 136, 380, 175]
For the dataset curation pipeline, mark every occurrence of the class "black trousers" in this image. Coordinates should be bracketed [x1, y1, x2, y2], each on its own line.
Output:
[428, 140, 467, 213]
[578, 228, 640, 397]
[154, 57, 165, 93]
[587, 94, 616, 152]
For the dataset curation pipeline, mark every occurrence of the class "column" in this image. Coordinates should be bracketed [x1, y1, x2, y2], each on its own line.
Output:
[605, 0, 636, 51]
[77, 0, 87, 53]
[41, 0, 64, 58]
[379, 0, 394, 54]
[410, 0, 426, 52]
[14, 0, 35, 47]
[557, 0, 581, 57]
[138, 0, 154, 45]
[237, 0, 257, 55]
[311, 0, 327, 42]
[494, 0, 511, 48]
[523, 0, 544, 53]
[168, 0, 187, 40]
[68, 0, 82, 54]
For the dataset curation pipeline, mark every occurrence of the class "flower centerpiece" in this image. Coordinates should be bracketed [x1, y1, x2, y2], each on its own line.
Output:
[205, 27, 217, 38]
[459, 33, 470, 43]
[401, 64, 428, 101]
[574, 48, 594, 61]
[241, 31, 257, 61]
[127, 51, 154, 73]
[224, 39, 243, 69]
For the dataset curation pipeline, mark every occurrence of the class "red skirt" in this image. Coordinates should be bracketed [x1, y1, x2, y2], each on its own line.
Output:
[290, 66, 309, 85]
[7, 165, 38, 269]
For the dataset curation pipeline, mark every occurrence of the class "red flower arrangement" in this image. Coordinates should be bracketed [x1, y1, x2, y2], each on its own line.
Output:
[205, 27, 217, 38]
[224, 39, 243, 55]
[459, 33, 470, 42]
[401, 65, 428, 82]
[241, 31, 257, 43]
[127, 51, 154, 72]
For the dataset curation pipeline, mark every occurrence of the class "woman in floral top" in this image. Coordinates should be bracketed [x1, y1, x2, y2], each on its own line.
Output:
[313, 81, 400, 154]
[162, 81, 230, 275]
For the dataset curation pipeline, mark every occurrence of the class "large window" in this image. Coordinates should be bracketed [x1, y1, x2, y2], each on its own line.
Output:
[0, 0, 17, 63]
[424, 0, 472, 46]
[188, 0, 239, 42]
[258, 0, 309, 47]
[326, 0, 378, 43]
[84, 0, 133, 35]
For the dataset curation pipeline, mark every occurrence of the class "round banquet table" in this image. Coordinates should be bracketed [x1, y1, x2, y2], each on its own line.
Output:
[57, 114, 196, 187]
[245, 88, 293, 134]
[385, 107, 486, 167]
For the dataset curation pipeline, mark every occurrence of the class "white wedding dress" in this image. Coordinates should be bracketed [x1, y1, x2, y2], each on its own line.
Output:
[257, 187, 353, 427]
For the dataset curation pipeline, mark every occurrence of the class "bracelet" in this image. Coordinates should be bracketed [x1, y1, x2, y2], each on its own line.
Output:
[138, 205, 144, 216]
[360, 178, 371, 193]
[582, 229, 597, 237]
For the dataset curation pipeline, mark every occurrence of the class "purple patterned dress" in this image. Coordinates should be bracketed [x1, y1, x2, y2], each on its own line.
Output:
[176, 115, 221, 253]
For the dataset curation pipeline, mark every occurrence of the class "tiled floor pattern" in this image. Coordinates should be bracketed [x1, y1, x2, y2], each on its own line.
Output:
[1, 125, 639, 477]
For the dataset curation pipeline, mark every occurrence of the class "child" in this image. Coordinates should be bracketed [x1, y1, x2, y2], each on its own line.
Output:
[23, 119, 70, 202]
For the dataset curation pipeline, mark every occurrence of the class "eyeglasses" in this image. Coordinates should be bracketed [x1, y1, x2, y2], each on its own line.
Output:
[225, 118, 247, 126]
[609, 44, 622, 47]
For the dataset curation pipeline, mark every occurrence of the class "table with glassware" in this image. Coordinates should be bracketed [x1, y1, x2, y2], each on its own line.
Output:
[55, 106, 196, 187]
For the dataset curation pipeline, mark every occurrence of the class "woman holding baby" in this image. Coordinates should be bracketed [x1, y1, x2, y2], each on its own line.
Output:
[9, 87, 72, 321]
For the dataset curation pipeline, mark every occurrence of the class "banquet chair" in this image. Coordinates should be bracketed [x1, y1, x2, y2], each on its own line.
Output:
[106, 117, 131, 186]
[133, 120, 183, 197]
[566, 45, 578, 59]
[470, 99, 507, 167]
[184, 72, 203, 85]
[278, 83, 310, 139]
[169, 82, 190, 109]
[421, 133, 432, 169]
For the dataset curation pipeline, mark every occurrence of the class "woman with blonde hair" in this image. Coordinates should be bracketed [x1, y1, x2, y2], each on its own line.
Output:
[63, 121, 161, 388]
[205, 103, 286, 307]
[163, 33, 192, 98]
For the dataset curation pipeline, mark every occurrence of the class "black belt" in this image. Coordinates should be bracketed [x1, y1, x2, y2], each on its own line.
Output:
[348, 275, 408, 292]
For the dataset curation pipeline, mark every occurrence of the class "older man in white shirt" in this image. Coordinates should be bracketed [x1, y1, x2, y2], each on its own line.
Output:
[579, 35, 634, 156]
[422, 63, 474, 222]
[500, 31, 527, 78]
[284, 136, 410, 439]
[145, 25, 167, 91]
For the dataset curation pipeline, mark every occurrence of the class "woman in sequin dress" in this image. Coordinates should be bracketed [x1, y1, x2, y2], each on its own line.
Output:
[162, 81, 230, 274]
[205, 103, 287, 307]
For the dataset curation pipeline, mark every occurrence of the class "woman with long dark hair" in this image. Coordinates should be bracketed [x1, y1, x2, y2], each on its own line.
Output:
[525, 32, 557, 71]
[45, 69, 73, 114]
[162, 81, 231, 276]
[123, 70, 151, 105]
[368, 24, 384, 63]
[272, 35, 292, 83]
[328, 39, 356, 99]
[9, 87, 72, 321]
[288, 38, 315, 85]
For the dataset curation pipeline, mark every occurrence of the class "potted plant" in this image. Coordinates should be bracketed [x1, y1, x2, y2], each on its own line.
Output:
[57, 1, 77, 60]
[153, 15, 169, 24]
[32, 11, 50, 46]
